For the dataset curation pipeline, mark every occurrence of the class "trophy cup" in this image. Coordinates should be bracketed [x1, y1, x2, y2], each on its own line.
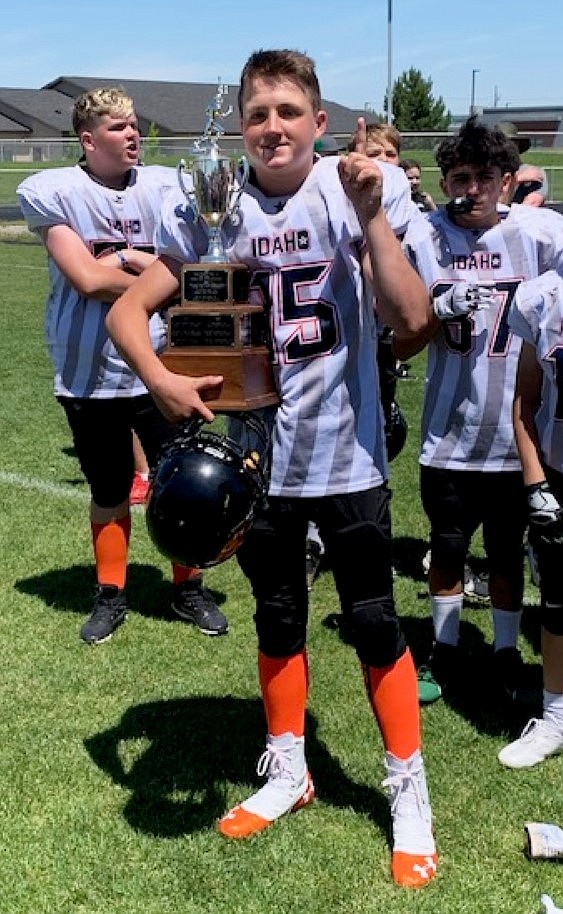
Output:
[160, 81, 279, 412]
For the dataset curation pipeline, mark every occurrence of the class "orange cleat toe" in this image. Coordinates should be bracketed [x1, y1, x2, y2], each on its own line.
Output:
[218, 772, 315, 839]
[218, 805, 272, 839]
[392, 851, 438, 888]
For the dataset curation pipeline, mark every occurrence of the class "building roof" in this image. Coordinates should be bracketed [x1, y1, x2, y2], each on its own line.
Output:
[0, 111, 28, 133]
[0, 87, 74, 133]
[40, 76, 365, 138]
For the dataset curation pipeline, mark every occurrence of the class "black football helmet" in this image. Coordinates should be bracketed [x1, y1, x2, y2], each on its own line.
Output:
[385, 401, 408, 462]
[146, 413, 270, 568]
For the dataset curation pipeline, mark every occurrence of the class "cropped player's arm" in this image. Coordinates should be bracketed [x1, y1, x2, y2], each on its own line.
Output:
[513, 340, 545, 487]
[392, 313, 438, 361]
[41, 224, 152, 300]
[356, 219, 432, 338]
[106, 255, 223, 423]
[512, 342, 563, 545]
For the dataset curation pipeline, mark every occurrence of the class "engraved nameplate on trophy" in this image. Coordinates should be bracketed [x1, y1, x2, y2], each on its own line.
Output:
[159, 82, 279, 411]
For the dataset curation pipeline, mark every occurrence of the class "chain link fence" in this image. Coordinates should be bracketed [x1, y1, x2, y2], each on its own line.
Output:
[1, 133, 563, 213]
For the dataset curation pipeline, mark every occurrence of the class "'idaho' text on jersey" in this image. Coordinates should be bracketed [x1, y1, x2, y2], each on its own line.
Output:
[452, 252, 502, 270]
[251, 229, 310, 258]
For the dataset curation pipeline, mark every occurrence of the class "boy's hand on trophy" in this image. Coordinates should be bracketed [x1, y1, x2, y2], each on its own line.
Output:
[152, 372, 224, 424]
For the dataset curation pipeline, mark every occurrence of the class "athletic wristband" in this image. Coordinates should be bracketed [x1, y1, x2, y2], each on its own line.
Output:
[116, 249, 128, 269]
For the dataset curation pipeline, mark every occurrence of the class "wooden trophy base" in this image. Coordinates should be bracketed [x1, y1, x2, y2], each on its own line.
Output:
[160, 344, 278, 411]
[161, 272, 279, 411]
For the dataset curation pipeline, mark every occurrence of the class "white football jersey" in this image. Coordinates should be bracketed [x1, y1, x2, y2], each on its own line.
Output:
[509, 269, 563, 473]
[403, 203, 563, 471]
[17, 164, 177, 398]
[157, 156, 412, 496]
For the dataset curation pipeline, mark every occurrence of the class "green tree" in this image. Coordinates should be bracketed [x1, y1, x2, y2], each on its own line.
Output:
[143, 121, 160, 161]
[386, 68, 450, 131]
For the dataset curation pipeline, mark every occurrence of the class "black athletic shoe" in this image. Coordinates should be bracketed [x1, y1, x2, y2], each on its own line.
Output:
[493, 646, 525, 702]
[430, 642, 461, 690]
[306, 540, 322, 591]
[80, 585, 127, 644]
[171, 578, 228, 636]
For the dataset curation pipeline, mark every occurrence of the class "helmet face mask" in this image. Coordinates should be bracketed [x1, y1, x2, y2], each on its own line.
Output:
[385, 401, 408, 462]
[146, 414, 269, 568]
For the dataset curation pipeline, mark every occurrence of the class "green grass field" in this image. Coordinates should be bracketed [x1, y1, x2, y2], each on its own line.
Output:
[1, 238, 562, 914]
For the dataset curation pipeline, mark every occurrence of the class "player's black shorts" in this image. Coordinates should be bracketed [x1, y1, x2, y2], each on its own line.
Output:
[420, 465, 527, 572]
[58, 394, 175, 508]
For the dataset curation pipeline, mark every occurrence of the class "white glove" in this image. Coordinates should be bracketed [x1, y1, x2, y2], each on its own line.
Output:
[527, 482, 562, 526]
[433, 282, 496, 321]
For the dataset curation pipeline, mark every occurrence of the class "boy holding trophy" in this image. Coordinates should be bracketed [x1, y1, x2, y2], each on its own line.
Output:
[106, 49, 438, 888]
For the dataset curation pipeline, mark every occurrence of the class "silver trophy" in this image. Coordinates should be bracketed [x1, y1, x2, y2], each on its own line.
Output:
[178, 80, 248, 262]
[162, 81, 278, 410]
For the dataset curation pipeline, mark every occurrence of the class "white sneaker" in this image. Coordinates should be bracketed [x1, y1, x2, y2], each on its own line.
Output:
[498, 718, 563, 769]
[218, 732, 314, 838]
[382, 750, 437, 887]
[541, 895, 563, 914]
[463, 566, 490, 602]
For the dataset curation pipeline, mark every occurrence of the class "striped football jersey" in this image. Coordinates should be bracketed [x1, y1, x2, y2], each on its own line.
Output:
[403, 203, 563, 471]
[17, 164, 177, 398]
[157, 155, 412, 497]
[509, 269, 563, 473]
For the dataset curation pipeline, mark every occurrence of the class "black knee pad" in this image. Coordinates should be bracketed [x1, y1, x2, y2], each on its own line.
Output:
[253, 601, 307, 658]
[349, 597, 406, 668]
[328, 519, 405, 667]
[530, 540, 563, 634]
[540, 594, 563, 635]
[430, 530, 466, 571]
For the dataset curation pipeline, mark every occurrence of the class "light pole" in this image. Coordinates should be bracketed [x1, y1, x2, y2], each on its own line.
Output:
[386, 0, 393, 124]
[470, 68, 479, 115]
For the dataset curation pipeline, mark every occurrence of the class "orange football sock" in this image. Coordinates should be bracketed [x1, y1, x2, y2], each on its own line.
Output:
[91, 516, 131, 590]
[258, 650, 308, 737]
[363, 649, 421, 759]
[172, 564, 202, 584]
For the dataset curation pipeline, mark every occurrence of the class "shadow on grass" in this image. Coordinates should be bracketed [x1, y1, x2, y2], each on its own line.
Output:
[14, 562, 227, 621]
[61, 445, 77, 459]
[322, 598, 543, 739]
[84, 696, 390, 839]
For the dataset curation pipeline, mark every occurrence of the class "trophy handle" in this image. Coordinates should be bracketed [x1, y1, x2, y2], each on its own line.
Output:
[177, 158, 198, 219]
[227, 156, 249, 224]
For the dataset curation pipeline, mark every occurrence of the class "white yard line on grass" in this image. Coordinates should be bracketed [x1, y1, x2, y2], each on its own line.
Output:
[0, 470, 145, 508]
[0, 470, 89, 501]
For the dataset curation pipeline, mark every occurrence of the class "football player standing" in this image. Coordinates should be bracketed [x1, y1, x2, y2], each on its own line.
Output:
[17, 88, 228, 643]
[498, 269, 563, 768]
[106, 50, 438, 888]
[397, 117, 563, 702]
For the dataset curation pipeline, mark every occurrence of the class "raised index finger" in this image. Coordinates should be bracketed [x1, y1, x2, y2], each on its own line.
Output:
[354, 117, 367, 156]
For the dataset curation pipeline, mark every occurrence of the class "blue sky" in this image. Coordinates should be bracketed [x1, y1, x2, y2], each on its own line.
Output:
[3, 0, 562, 117]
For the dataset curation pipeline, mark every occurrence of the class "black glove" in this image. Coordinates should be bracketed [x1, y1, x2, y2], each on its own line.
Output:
[526, 481, 563, 549]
